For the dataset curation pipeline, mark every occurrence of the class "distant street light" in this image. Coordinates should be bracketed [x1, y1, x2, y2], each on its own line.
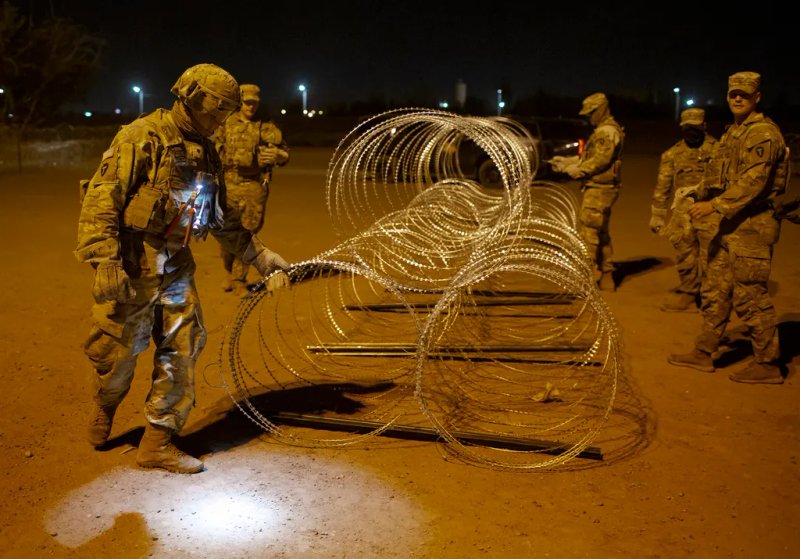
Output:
[298, 84, 307, 114]
[672, 87, 681, 121]
[497, 89, 503, 116]
[132, 85, 144, 114]
[686, 98, 695, 107]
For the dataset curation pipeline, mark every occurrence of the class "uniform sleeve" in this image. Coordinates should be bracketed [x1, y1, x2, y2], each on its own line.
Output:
[74, 127, 149, 264]
[210, 222, 253, 259]
[214, 124, 226, 157]
[578, 126, 620, 176]
[652, 146, 675, 211]
[711, 125, 783, 219]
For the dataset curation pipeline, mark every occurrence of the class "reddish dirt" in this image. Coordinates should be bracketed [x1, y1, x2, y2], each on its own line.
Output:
[1, 143, 799, 558]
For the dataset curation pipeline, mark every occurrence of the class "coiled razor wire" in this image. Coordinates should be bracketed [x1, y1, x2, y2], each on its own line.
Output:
[218, 108, 633, 470]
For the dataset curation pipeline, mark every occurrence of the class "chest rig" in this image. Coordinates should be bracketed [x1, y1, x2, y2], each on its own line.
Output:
[672, 139, 714, 190]
[122, 110, 224, 244]
[585, 119, 624, 186]
[222, 116, 261, 174]
[703, 115, 789, 200]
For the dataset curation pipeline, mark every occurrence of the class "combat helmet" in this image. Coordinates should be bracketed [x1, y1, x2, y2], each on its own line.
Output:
[171, 63, 241, 113]
[579, 92, 608, 116]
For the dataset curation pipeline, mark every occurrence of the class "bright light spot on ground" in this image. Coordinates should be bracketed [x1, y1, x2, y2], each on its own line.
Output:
[45, 449, 425, 557]
[192, 491, 278, 537]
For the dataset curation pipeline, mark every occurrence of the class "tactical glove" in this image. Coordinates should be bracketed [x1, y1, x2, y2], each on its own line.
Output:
[649, 206, 668, 234]
[92, 261, 136, 303]
[549, 155, 577, 173]
[257, 145, 278, 167]
[266, 270, 291, 292]
[565, 164, 584, 179]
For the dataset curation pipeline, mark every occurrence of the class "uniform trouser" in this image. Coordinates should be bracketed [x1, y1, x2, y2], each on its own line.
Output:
[695, 212, 780, 364]
[664, 198, 720, 295]
[578, 186, 619, 280]
[222, 174, 269, 283]
[83, 234, 206, 432]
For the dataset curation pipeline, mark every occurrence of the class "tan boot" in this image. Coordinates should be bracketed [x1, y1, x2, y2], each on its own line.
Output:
[729, 361, 784, 385]
[667, 348, 715, 372]
[88, 404, 117, 448]
[136, 424, 204, 474]
[598, 272, 616, 292]
[660, 292, 697, 312]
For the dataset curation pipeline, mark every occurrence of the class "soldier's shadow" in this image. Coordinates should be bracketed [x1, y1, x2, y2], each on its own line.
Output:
[97, 382, 395, 456]
[612, 256, 669, 287]
[713, 319, 800, 375]
[178, 381, 395, 457]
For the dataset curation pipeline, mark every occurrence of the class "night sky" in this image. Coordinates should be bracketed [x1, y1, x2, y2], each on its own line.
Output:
[13, 1, 798, 115]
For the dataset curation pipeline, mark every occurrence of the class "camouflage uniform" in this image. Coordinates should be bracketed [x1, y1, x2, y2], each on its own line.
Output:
[216, 85, 289, 290]
[651, 109, 718, 302]
[694, 109, 788, 365]
[573, 93, 624, 287]
[76, 108, 258, 433]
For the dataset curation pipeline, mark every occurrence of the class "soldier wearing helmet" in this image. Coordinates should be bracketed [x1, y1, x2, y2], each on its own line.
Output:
[668, 71, 789, 385]
[551, 91, 624, 291]
[214, 83, 290, 295]
[649, 108, 718, 312]
[75, 63, 291, 474]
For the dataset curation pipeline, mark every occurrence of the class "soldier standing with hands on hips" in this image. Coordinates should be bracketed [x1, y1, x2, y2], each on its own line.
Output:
[215, 83, 290, 296]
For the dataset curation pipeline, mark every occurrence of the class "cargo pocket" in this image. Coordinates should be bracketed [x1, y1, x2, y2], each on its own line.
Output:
[580, 207, 604, 229]
[732, 245, 771, 283]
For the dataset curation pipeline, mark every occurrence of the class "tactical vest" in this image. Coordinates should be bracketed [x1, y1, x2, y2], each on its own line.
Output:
[704, 114, 789, 200]
[671, 138, 715, 190]
[120, 109, 224, 242]
[220, 116, 284, 177]
[586, 118, 624, 186]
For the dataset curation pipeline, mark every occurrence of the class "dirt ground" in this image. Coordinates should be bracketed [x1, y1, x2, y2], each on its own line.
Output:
[1, 135, 799, 559]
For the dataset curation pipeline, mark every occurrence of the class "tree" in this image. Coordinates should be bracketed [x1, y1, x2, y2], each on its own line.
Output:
[0, 1, 104, 171]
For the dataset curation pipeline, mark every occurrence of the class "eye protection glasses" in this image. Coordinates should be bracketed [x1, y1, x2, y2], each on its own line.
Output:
[728, 91, 752, 100]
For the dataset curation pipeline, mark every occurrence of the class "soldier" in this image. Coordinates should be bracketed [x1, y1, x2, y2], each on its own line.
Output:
[668, 71, 790, 384]
[75, 64, 291, 473]
[215, 83, 290, 296]
[649, 108, 718, 312]
[551, 92, 624, 291]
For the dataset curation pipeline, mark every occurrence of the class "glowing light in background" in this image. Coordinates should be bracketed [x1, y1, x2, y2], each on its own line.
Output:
[132, 85, 144, 114]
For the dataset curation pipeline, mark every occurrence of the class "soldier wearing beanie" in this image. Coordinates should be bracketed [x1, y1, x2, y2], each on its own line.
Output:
[668, 71, 790, 384]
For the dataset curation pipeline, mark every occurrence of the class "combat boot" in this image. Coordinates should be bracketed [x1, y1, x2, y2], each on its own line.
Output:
[136, 424, 204, 474]
[667, 348, 715, 372]
[729, 361, 784, 385]
[660, 292, 697, 313]
[88, 403, 117, 448]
